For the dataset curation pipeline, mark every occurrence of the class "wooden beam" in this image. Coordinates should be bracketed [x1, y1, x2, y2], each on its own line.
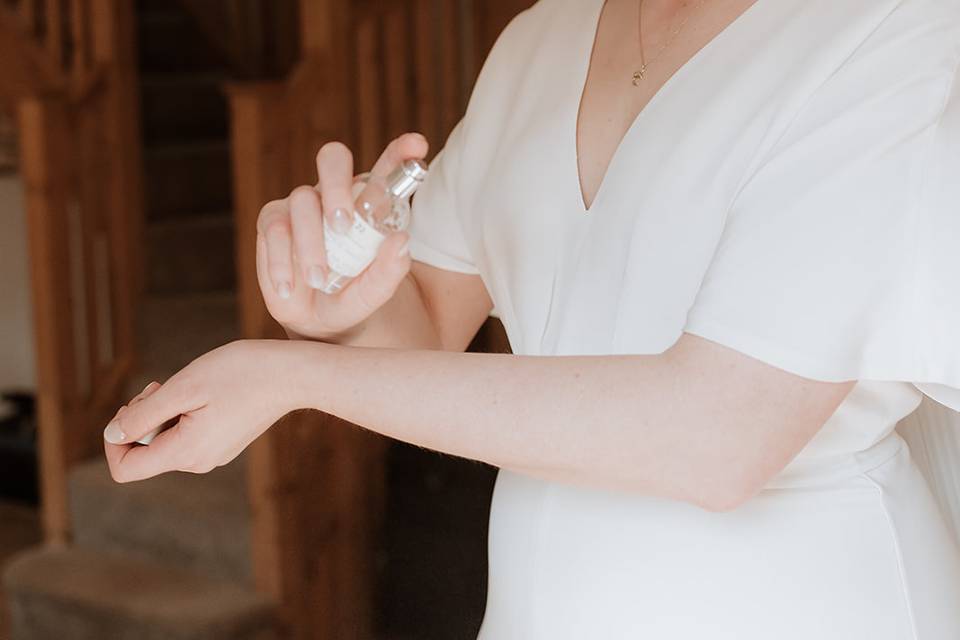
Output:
[225, 81, 288, 341]
[44, 0, 63, 69]
[19, 0, 37, 35]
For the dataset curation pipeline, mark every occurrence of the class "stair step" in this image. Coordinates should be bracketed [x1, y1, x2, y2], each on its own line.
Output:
[2, 547, 276, 640]
[141, 73, 229, 144]
[69, 458, 251, 585]
[144, 142, 232, 221]
[134, 292, 238, 389]
[146, 214, 235, 295]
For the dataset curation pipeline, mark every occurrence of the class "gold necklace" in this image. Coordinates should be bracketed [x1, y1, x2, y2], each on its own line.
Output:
[633, 0, 708, 86]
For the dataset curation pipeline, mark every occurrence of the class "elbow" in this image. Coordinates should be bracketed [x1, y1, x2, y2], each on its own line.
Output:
[690, 474, 764, 513]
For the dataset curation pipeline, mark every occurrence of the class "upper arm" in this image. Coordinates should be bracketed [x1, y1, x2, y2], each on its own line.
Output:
[410, 261, 494, 352]
[667, 332, 856, 509]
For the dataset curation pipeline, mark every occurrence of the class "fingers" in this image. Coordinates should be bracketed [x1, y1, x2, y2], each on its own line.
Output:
[102, 379, 195, 446]
[132, 381, 161, 405]
[105, 419, 188, 483]
[288, 186, 328, 289]
[257, 200, 295, 299]
[332, 231, 411, 317]
[370, 133, 429, 177]
[315, 142, 356, 236]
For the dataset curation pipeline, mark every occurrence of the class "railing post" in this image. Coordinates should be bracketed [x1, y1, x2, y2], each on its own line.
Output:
[19, 95, 77, 544]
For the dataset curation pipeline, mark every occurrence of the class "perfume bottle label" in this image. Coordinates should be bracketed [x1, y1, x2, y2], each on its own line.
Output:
[323, 212, 386, 277]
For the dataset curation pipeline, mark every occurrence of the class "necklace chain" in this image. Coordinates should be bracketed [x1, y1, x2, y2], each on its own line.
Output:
[633, 0, 708, 86]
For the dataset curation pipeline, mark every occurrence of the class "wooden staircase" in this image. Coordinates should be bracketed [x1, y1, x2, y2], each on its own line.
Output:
[1, 0, 530, 638]
[1, 1, 278, 638]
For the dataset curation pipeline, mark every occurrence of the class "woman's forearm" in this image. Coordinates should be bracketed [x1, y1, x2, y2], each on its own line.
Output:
[283, 337, 847, 511]
[291, 275, 444, 350]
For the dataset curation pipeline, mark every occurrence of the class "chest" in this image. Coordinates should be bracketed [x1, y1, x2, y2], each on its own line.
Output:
[455, 0, 887, 356]
[576, 0, 762, 211]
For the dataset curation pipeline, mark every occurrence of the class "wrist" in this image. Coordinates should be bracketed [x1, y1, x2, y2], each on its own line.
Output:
[271, 339, 336, 413]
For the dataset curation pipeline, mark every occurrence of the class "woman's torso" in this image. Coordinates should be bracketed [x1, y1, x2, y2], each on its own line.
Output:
[443, 0, 960, 636]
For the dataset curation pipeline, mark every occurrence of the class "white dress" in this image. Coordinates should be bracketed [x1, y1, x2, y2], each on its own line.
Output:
[406, 0, 960, 637]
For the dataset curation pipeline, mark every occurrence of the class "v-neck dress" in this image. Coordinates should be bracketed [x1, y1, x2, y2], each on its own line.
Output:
[406, 0, 960, 637]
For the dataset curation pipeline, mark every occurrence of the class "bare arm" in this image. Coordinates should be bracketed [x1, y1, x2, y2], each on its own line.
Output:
[107, 332, 854, 512]
[314, 264, 493, 352]
[283, 333, 853, 510]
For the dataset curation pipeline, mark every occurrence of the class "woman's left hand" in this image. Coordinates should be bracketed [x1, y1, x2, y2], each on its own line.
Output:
[103, 340, 301, 483]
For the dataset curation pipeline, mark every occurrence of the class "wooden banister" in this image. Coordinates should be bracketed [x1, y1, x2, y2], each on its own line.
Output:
[1, 0, 105, 98]
[8, 0, 142, 543]
[44, 0, 62, 68]
[19, 0, 36, 35]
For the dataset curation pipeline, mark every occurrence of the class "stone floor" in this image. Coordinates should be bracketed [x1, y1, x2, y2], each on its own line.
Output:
[0, 501, 42, 637]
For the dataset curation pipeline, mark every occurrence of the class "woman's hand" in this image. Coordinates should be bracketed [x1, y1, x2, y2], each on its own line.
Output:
[102, 340, 302, 483]
[258, 133, 429, 341]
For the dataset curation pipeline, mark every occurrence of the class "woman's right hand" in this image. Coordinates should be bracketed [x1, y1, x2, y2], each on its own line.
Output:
[256, 133, 429, 341]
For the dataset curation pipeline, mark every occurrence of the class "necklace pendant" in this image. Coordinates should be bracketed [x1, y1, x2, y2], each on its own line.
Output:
[632, 69, 644, 86]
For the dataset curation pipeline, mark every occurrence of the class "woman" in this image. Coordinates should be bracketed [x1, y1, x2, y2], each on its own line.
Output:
[103, 0, 960, 637]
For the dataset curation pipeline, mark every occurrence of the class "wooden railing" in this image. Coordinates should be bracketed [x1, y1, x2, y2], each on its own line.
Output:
[1, 0, 142, 543]
[227, 0, 529, 637]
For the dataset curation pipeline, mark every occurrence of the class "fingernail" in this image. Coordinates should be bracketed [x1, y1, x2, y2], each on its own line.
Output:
[327, 207, 352, 235]
[103, 420, 126, 444]
[398, 242, 410, 258]
[277, 281, 292, 299]
[308, 265, 326, 289]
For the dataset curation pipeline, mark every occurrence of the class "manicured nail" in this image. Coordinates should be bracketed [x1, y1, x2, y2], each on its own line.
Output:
[277, 281, 292, 299]
[398, 242, 409, 258]
[103, 420, 126, 444]
[326, 207, 352, 235]
[308, 265, 326, 289]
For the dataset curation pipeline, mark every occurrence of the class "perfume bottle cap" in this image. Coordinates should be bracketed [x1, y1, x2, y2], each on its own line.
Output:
[387, 158, 428, 200]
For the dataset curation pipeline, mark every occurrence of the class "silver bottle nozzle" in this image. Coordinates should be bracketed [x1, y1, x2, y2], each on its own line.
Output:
[387, 159, 428, 200]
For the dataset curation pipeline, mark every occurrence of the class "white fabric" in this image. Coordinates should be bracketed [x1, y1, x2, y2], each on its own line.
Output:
[408, 0, 960, 637]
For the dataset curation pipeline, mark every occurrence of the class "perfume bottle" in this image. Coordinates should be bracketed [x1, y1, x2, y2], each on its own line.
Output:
[318, 159, 428, 294]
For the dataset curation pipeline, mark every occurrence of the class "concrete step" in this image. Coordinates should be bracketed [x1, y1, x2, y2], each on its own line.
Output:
[146, 214, 235, 295]
[3, 547, 276, 640]
[141, 73, 229, 145]
[69, 458, 251, 585]
[144, 142, 232, 221]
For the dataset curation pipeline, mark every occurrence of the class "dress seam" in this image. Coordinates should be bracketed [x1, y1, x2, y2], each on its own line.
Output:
[860, 469, 920, 640]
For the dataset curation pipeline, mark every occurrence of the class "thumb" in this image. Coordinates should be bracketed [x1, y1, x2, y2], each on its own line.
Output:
[103, 380, 190, 445]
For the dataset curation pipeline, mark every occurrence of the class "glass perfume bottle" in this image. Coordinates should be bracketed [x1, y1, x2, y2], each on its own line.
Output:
[318, 158, 428, 294]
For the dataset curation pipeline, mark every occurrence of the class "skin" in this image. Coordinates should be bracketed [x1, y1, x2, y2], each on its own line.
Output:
[104, 0, 856, 512]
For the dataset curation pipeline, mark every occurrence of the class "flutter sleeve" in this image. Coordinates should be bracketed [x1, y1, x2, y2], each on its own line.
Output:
[682, 50, 960, 411]
[406, 120, 480, 275]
